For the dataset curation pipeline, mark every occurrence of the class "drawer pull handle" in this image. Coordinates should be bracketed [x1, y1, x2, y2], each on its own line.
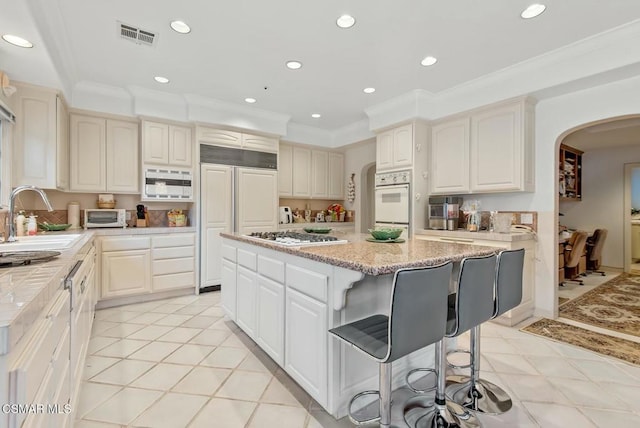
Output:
[439, 237, 474, 243]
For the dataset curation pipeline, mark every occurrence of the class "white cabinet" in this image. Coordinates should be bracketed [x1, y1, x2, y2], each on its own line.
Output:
[151, 234, 195, 292]
[196, 125, 278, 153]
[280, 144, 344, 200]
[100, 237, 151, 299]
[236, 168, 279, 234]
[278, 144, 293, 196]
[256, 255, 285, 365]
[70, 114, 139, 193]
[12, 84, 69, 190]
[429, 98, 535, 194]
[328, 152, 345, 199]
[292, 147, 312, 197]
[236, 265, 258, 338]
[221, 258, 237, 319]
[430, 118, 471, 193]
[376, 123, 413, 171]
[142, 120, 193, 167]
[311, 150, 328, 198]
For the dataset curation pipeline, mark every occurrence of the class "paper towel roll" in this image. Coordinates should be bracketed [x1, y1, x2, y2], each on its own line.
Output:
[68, 202, 80, 229]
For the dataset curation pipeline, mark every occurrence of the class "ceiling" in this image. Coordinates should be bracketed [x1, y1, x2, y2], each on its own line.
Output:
[563, 117, 640, 152]
[2, 0, 640, 135]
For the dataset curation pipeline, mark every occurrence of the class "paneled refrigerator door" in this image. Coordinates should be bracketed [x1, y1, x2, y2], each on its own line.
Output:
[236, 167, 278, 235]
[200, 164, 233, 287]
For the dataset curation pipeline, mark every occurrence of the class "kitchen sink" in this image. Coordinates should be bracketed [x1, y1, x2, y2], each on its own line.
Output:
[0, 233, 83, 252]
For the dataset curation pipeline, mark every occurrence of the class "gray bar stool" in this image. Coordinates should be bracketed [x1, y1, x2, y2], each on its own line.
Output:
[329, 262, 452, 427]
[404, 254, 496, 428]
[446, 248, 525, 415]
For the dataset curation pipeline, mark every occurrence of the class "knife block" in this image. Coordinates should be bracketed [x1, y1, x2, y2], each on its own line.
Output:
[136, 219, 147, 228]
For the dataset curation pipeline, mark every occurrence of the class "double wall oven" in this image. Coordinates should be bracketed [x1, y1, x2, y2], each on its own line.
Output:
[374, 170, 411, 236]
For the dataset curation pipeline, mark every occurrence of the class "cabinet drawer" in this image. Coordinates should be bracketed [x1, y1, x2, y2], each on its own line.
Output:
[153, 246, 194, 260]
[238, 249, 257, 270]
[153, 233, 195, 248]
[47, 291, 70, 342]
[153, 257, 194, 276]
[258, 255, 285, 283]
[286, 265, 327, 302]
[50, 326, 70, 403]
[101, 236, 150, 252]
[222, 244, 237, 261]
[153, 272, 195, 291]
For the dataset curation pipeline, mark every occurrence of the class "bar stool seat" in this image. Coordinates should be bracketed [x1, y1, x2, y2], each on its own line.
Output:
[446, 248, 525, 415]
[329, 262, 453, 427]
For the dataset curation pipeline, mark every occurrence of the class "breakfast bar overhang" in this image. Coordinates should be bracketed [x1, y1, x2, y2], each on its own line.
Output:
[219, 232, 500, 418]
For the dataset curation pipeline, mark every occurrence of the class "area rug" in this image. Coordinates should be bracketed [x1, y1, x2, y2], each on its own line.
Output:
[558, 273, 640, 338]
[522, 318, 640, 366]
[558, 297, 570, 306]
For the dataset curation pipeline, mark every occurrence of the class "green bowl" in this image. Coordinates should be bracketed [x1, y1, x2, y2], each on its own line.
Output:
[304, 227, 332, 234]
[38, 223, 72, 231]
[368, 228, 403, 240]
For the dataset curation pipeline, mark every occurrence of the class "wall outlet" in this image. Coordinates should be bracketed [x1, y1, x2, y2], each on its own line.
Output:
[521, 213, 533, 224]
[126, 212, 131, 221]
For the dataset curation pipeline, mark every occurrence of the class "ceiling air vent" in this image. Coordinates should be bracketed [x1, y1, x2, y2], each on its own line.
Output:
[118, 22, 157, 47]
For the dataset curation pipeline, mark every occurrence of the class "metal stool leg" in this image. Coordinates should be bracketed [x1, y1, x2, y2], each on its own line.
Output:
[403, 340, 481, 428]
[446, 325, 512, 415]
[347, 363, 392, 426]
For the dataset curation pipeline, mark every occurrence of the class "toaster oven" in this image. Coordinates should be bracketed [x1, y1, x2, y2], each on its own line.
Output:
[84, 209, 127, 228]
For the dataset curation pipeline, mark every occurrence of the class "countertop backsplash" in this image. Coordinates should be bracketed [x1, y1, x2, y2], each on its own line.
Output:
[31, 209, 191, 228]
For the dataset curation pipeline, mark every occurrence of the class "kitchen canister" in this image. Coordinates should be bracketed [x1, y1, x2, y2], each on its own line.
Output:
[68, 202, 80, 229]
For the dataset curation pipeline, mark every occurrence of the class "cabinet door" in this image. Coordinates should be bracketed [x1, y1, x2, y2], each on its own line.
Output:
[328, 152, 344, 199]
[70, 115, 106, 192]
[142, 121, 169, 164]
[56, 96, 69, 191]
[392, 123, 413, 167]
[376, 130, 394, 171]
[257, 275, 285, 365]
[236, 265, 258, 338]
[285, 288, 327, 405]
[13, 85, 57, 188]
[278, 144, 293, 197]
[242, 133, 278, 152]
[311, 150, 328, 198]
[237, 168, 278, 234]
[169, 125, 192, 167]
[471, 103, 522, 192]
[106, 120, 139, 193]
[196, 127, 242, 148]
[101, 250, 151, 299]
[633, 225, 640, 259]
[292, 147, 311, 197]
[430, 118, 470, 194]
[221, 258, 237, 319]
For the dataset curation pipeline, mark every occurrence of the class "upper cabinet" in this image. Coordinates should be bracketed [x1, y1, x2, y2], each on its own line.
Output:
[196, 125, 278, 153]
[559, 144, 582, 201]
[70, 113, 139, 193]
[376, 123, 413, 171]
[429, 98, 535, 194]
[279, 144, 344, 200]
[12, 84, 69, 190]
[142, 120, 193, 167]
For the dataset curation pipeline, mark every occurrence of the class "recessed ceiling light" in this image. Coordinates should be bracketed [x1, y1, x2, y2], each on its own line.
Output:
[336, 15, 356, 29]
[2, 34, 33, 48]
[170, 20, 191, 34]
[245, 97, 256, 104]
[420, 56, 438, 66]
[154, 76, 170, 84]
[286, 60, 302, 70]
[521, 4, 546, 19]
[363, 87, 376, 94]
[311, 113, 321, 118]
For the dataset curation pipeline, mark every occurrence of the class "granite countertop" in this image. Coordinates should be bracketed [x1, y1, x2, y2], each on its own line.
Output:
[416, 228, 535, 242]
[222, 232, 501, 276]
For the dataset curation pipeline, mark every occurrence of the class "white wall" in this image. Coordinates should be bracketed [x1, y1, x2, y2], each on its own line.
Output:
[560, 146, 640, 268]
[632, 167, 640, 209]
[342, 139, 376, 234]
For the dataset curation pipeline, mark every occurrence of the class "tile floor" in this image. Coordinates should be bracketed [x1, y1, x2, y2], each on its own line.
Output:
[76, 291, 640, 428]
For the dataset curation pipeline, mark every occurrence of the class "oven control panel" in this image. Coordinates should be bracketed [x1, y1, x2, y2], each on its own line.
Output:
[375, 170, 411, 186]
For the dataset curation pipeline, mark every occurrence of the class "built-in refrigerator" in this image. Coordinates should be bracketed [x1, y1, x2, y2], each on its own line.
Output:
[200, 144, 278, 289]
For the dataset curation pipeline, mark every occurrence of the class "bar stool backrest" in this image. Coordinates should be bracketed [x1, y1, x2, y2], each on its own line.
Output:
[448, 254, 497, 337]
[493, 248, 525, 319]
[385, 262, 453, 363]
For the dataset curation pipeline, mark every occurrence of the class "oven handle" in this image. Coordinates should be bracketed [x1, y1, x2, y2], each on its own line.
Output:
[64, 260, 83, 290]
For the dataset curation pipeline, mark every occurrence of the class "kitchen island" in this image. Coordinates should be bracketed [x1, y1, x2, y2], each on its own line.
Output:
[220, 232, 500, 418]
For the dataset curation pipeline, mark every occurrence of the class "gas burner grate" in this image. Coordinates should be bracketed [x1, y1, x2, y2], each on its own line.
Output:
[246, 231, 347, 246]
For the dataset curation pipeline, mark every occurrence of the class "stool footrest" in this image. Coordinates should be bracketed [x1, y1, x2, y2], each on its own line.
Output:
[348, 390, 382, 426]
[446, 349, 472, 370]
[406, 368, 437, 394]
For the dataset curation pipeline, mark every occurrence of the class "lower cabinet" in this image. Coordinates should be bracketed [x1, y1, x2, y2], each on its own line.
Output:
[256, 275, 284, 365]
[236, 265, 258, 338]
[221, 258, 237, 319]
[101, 247, 152, 299]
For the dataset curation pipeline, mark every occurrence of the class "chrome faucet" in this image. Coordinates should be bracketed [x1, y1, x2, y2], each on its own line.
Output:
[5, 185, 54, 242]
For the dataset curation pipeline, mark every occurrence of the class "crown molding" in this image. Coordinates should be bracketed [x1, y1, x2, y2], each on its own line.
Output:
[331, 119, 375, 148]
[72, 81, 134, 117]
[128, 85, 189, 121]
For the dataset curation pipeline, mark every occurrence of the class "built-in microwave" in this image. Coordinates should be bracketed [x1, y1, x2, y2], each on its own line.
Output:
[143, 167, 193, 201]
[84, 209, 127, 229]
